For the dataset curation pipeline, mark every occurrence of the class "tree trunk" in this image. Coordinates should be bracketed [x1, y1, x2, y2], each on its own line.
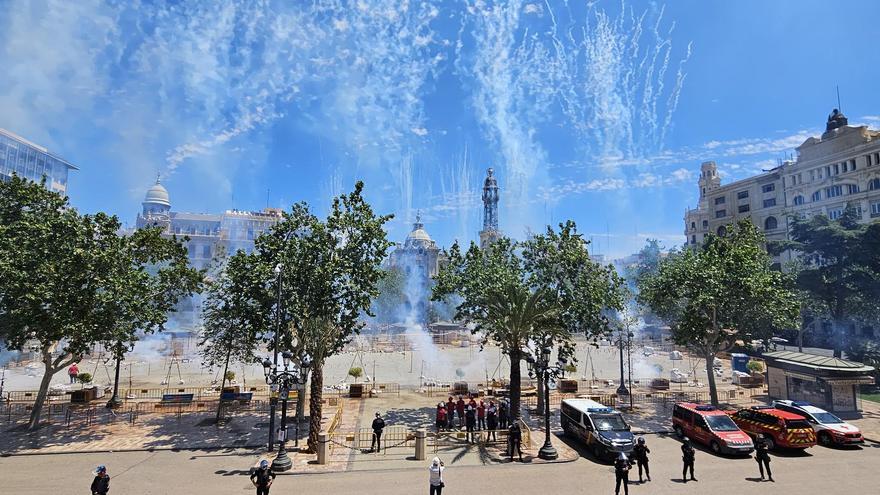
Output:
[28, 349, 63, 431]
[508, 347, 522, 421]
[215, 344, 232, 423]
[705, 351, 719, 406]
[831, 319, 843, 358]
[307, 361, 324, 453]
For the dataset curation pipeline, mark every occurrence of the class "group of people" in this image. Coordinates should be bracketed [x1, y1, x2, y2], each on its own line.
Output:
[435, 395, 509, 437]
[611, 434, 775, 495]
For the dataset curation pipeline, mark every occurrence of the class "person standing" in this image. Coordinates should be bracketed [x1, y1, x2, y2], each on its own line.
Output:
[90, 465, 110, 495]
[428, 456, 445, 495]
[456, 397, 465, 428]
[755, 434, 774, 482]
[447, 396, 456, 425]
[498, 400, 509, 429]
[68, 363, 80, 384]
[250, 460, 276, 495]
[681, 437, 697, 483]
[465, 405, 477, 443]
[632, 436, 651, 482]
[437, 403, 447, 431]
[371, 412, 386, 452]
[614, 453, 631, 495]
[508, 422, 523, 462]
[477, 400, 486, 431]
[486, 401, 498, 442]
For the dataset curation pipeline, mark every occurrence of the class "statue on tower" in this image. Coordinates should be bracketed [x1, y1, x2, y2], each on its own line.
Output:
[479, 168, 502, 249]
[825, 108, 848, 132]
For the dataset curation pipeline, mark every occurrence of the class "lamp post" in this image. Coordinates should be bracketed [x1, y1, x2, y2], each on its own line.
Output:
[616, 324, 630, 396]
[268, 263, 283, 452]
[526, 343, 566, 461]
[262, 350, 311, 472]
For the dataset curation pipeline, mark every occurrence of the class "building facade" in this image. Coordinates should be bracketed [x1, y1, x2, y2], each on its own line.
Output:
[135, 178, 283, 329]
[685, 110, 880, 268]
[0, 128, 77, 194]
[387, 212, 442, 280]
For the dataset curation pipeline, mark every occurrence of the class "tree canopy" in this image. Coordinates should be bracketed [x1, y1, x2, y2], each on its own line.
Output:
[639, 219, 799, 405]
[433, 221, 625, 419]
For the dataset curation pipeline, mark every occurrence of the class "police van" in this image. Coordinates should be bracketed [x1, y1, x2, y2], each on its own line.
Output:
[560, 398, 635, 460]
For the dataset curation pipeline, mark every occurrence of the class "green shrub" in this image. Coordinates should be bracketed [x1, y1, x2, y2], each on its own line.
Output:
[224, 371, 236, 382]
[77, 372, 93, 384]
[348, 367, 363, 382]
[746, 360, 764, 373]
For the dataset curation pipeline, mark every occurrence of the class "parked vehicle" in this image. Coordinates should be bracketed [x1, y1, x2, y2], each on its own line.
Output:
[772, 400, 864, 446]
[561, 398, 635, 460]
[728, 405, 816, 449]
[671, 402, 754, 455]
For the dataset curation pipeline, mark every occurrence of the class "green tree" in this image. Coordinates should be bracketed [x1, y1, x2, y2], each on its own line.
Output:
[433, 221, 624, 420]
[625, 238, 663, 289]
[0, 176, 199, 429]
[639, 220, 799, 405]
[254, 182, 392, 452]
[373, 267, 406, 324]
[769, 205, 878, 357]
[199, 250, 267, 422]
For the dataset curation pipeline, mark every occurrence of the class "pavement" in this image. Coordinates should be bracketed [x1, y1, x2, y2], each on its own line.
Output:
[1, 433, 878, 494]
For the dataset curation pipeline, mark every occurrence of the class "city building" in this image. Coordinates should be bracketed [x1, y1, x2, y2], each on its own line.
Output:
[0, 128, 77, 194]
[386, 212, 442, 280]
[136, 177, 283, 329]
[479, 168, 502, 248]
[684, 109, 880, 269]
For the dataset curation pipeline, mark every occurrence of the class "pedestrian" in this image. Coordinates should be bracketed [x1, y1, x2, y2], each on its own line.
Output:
[428, 456, 445, 495]
[508, 422, 523, 462]
[250, 459, 276, 495]
[69, 362, 79, 384]
[465, 405, 477, 443]
[437, 403, 447, 431]
[755, 434, 774, 482]
[614, 453, 631, 495]
[632, 436, 651, 482]
[90, 465, 110, 495]
[486, 401, 498, 442]
[456, 396, 465, 428]
[447, 395, 456, 426]
[477, 400, 486, 431]
[681, 437, 697, 483]
[498, 400, 509, 429]
[371, 412, 386, 452]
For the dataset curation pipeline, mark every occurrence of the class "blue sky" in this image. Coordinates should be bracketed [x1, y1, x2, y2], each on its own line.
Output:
[2, 0, 879, 257]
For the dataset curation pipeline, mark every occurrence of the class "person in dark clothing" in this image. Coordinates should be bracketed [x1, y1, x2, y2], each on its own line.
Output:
[456, 397, 466, 428]
[250, 460, 276, 495]
[755, 434, 774, 481]
[632, 436, 651, 482]
[486, 401, 498, 442]
[465, 405, 477, 443]
[681, 437, 697, 483]
[477, 400, 486, 431]
[498, 400, 509, 429]
[614, 453, 632, 495]
[371, 412, 386, 452]
[91, 465, 110, 495]
[447, 396, 456, 426]
[508, 422, 523, 461]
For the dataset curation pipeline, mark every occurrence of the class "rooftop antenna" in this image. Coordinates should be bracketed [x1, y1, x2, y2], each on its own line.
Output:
[836, 85, 842, 113]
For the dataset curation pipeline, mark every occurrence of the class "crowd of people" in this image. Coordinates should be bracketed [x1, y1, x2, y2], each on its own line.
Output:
[435, 395, 509, 435]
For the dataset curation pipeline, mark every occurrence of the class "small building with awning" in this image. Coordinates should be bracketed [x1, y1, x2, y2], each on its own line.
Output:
[764, 351, 875, 417]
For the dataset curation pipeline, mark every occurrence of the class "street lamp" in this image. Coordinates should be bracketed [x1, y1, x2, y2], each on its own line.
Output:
[526, 344, 566, 461]
[262, 349, 311, 472]
[268, 262, 284, 452]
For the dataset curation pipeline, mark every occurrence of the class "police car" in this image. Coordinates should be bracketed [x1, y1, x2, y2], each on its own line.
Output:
[560, 398, 635, 460]
[772, 400, 864, 446]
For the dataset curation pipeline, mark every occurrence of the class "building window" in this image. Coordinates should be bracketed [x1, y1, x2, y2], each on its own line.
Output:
[691, 235, 696, 244]
[846, 184, 859, 195]
[849, 159, 856, 170]
[764, 216, 778, 230]
[761, 183, 775, 193]
[202, 245, 211, 259]
[825, 185, 843, 198]
[810, 170, 816, 181]
[714, 196, 726, 205]
[763, 198, 777, 208]
[715, 209, 727, 219]
[793, 195, 804, 206]
[702, 220, 709, 228]
[737, 190, 749, 200]
[691, 221, 696, 230]
[834, 163, 839, 174]
[871, 201, 880, 218]
[828, 207, 844, 220]
[811, 191, 822, 202]
[869, 178, 880, 191]
[869, 154, 874, 167]
[738, 204, 750, 213]
[717, 226, 727, 236]
[825, 166, 831, 177]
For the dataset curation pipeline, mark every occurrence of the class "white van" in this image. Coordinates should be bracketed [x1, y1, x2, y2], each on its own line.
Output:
[560, 398, 635, 460]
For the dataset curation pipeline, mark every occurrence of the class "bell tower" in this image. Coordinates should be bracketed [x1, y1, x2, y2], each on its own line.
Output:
[479, 168, 501, 248]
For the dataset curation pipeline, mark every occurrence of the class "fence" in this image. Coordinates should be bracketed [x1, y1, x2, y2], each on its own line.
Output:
[3, 385, 275, 404]
[522, 388, 766, 409]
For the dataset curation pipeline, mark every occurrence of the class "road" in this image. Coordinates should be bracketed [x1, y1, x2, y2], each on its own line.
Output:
[1, 434, 877, 494]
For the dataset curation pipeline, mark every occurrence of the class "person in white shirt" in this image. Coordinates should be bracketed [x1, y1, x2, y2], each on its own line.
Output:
[428, 456, 445, 495]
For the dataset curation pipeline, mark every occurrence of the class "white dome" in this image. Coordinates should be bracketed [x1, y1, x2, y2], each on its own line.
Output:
[144, 180, 170, 207]
[407, 228, 432, 242]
